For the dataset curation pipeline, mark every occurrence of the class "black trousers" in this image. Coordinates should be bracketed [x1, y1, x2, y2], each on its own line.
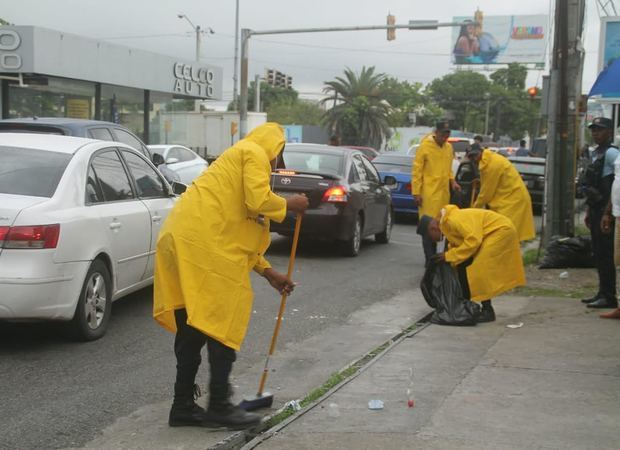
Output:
[173, 308, 236, 405]
[457, 258, 473, 300]
[421, 235, 437, 266]
[589, 208, 616, 300]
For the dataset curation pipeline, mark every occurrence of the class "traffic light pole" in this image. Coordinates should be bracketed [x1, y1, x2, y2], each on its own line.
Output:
[238, 20, 469, 137]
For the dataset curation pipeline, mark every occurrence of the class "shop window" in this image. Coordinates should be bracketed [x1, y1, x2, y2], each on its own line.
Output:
[101, 84, 145, 139]
[8, 77, 95, 119]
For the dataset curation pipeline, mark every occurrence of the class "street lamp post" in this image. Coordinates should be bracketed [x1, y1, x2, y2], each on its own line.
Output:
[178, 14, 214, 62]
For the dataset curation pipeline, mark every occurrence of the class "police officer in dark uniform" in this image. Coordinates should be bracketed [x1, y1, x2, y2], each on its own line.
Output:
[582, 117, 619, 309]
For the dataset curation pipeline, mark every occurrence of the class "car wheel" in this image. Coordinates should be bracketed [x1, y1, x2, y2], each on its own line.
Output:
[375, 208, 393, 244]
[342, 214, 362, 257]
[69, 259, 112, 341]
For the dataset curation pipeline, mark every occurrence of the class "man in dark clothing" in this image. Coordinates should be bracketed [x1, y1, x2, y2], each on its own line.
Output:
[515, 140, 530, 156]
[582, 117, 619, 309]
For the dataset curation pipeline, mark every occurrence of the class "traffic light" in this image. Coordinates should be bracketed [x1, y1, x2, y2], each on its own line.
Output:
[387, 14, 395, 41]
[266, 69, 275, 86]
[230, 121, 238, 136]
[527, 86, 539, 99]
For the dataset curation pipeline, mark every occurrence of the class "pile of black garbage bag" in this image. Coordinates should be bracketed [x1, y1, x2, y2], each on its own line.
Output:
[421, 261, 481, 326]
[539, 235, 595, 269]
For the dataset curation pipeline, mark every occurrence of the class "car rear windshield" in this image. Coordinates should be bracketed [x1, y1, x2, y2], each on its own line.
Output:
[373, 162, 411, 174]
[283, 152, 344, 176]
[0, 124, 66, 135]
[512, 162, 546, 176]
[0, 147, 72, 197]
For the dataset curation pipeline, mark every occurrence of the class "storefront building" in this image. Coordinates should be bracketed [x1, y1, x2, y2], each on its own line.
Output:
[0, 26, 223, 144]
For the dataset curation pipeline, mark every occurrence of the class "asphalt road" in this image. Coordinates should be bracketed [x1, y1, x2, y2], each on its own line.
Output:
[0, 218, 425, 450]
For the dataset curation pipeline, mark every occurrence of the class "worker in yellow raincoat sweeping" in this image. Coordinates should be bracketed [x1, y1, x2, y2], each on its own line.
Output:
[468, 144, 536, 242]
[153, 123, 308, 430]
[412, 120, 460, 265]
[418, 205, 526, 322]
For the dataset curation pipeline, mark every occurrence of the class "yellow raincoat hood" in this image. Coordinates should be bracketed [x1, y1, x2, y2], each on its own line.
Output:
[440, 205, 525, 301]
[153, 122, 287, 350]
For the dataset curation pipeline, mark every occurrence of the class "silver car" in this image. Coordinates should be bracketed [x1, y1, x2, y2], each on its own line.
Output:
[148, 145, 209, 184]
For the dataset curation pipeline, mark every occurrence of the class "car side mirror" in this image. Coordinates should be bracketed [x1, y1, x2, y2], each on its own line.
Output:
[383, 175, 397, 188]
[170, 181, 188, 195]
[151, 153, 165, 167]
[166, 157, 179, 164]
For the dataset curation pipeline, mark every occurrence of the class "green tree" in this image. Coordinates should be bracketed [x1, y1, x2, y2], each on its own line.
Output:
[427, 71, 491, 132]
[488, 63, 540, 140]
[321, 66, 392, 149]
[228, 81, 298, 112]
[379, 77, 442, 127]
[266, 99, 323, 125]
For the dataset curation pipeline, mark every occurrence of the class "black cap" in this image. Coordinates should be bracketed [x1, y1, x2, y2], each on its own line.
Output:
[417, 215, 433, 237]
[588, 117, 613, 129]
[467, 143, 483, 156]
[435, 120, 451, 132]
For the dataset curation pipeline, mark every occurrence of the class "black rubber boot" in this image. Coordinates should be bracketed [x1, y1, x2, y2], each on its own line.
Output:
[477, 300, 496, 323]
[204, 383, 260, 430]
[169, 384, 207, 427]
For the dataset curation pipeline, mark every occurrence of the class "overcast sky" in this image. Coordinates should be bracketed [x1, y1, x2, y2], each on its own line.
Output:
[0, 0, 607, 103]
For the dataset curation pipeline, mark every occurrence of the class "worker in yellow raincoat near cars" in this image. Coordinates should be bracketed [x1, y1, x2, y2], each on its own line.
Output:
[412, 121, 461, 265]
[153, 123, 308, 430]
[418, 205, 526, 322]
[468, 144, 536, 242]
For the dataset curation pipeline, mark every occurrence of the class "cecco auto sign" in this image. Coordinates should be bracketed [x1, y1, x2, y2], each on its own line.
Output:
[173, 62, 217, 98]
[0, 29, 22, 70]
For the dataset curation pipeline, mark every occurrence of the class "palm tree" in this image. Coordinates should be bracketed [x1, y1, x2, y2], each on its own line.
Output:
[321, 66, 393, 149]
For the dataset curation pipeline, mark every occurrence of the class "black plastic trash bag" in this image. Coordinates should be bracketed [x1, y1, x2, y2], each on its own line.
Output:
[420, 261, 481, 326]
[539, 235, 595, 269]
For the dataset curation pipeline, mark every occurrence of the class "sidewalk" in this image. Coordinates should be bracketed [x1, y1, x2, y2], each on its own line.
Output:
[251, 296, 620, 450]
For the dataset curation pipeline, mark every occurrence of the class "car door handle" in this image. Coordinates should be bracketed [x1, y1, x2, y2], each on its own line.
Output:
[152, 214, 162, 223]
[109, 221, 122, 230]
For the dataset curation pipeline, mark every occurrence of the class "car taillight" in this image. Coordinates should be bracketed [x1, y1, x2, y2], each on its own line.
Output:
[1, 224, 60, 249]
[0, 226, 8, 248]
[322, 186, 348, 203]
[405, 183, 411, 193]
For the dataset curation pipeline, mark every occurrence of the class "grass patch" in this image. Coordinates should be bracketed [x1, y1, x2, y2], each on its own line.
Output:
[574, 225, 590, 236]
[513, 285, 589, 299]
[522, 248, 541, 266]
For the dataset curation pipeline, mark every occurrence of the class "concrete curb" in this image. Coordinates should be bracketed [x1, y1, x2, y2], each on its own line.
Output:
[207, 311, 433, 450]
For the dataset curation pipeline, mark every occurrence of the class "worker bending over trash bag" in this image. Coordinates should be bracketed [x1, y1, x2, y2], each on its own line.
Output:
[418, 205, 526, 322]
[153, 123, 308, 429]
[467, 144, 536, 242]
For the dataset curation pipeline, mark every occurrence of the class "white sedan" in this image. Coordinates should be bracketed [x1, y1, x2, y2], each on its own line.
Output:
[0, 133, 178, 340]
[148, 145, 208, 185]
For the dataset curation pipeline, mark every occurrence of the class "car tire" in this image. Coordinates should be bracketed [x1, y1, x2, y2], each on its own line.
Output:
[375, 208, 393, 244]
[68, 259, 112, 341]
[342, 214, 363, 257]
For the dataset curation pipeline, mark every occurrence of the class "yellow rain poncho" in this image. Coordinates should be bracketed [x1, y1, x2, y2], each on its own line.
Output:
[412, 135, 455, 218]
[473, 151, 535, 241]
[153, 123, 287, 350]
[440, 205, 526, 301]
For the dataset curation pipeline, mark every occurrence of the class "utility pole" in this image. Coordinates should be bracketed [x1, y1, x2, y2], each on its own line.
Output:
[544, 0, 586, 245]
[232, 0, 240, 104]
[254, 74, 261, 112]
[195, 25, 201, 62]
[238, 20, 469, 137]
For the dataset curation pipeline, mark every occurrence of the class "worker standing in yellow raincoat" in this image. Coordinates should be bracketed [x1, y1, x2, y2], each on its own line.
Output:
[153, 123, 309, 429]
[418, 205, 526, 322]
[412, 121, 461, 264]
[468, 144, 536, 241]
